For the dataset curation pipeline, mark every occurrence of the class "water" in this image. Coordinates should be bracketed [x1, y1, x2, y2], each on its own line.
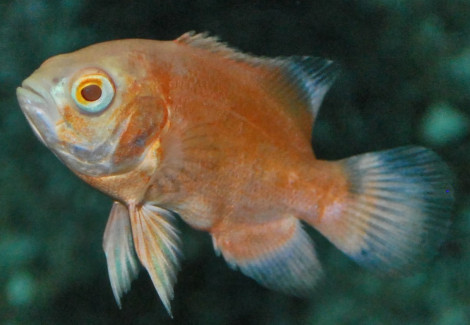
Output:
[1, 1, 469, 324]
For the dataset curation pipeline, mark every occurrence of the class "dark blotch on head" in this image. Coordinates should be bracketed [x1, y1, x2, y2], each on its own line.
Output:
[81, 84, 102, 102]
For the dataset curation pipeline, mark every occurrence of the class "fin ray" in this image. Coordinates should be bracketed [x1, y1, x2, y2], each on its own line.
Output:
[177, 31, 339, 136]
[212, 217, 322, 296]
[129, 204, 181, 316]
[313, 146, 453, 275]
[103, 202, 141, 308]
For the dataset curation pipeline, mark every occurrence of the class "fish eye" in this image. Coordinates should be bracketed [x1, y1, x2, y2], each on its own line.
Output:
[71, 72, 114, 114]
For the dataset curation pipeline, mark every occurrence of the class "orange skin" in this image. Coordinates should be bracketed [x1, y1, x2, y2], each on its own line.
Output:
[74, 39, 349, 241]
[17, 35, 358, 311]
[18, 33, 454, 313]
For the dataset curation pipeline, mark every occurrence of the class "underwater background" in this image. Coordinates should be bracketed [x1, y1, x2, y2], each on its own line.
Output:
[1, 1, 469, 324]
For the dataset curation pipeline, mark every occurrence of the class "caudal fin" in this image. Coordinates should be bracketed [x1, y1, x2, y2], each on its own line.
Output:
[312, 146, 454, 275]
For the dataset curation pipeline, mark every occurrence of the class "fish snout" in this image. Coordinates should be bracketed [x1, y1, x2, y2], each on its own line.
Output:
[16, 81, 61, 147]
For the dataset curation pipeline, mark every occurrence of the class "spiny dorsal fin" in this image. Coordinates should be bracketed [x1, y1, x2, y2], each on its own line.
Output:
[176, 31, 339, 125]
[176, 31, 261, 63]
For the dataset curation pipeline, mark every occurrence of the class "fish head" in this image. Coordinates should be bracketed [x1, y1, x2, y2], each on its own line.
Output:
[16, 41, 169, 177]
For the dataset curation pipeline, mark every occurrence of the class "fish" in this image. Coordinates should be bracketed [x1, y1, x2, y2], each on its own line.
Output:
[17, 32, 454, 315]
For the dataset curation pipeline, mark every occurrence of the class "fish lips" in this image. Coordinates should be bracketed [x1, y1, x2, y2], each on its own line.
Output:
[16, 82, 61, 149]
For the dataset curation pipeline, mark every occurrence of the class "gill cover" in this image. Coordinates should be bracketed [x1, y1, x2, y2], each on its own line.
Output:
[17, 45, 169, 177]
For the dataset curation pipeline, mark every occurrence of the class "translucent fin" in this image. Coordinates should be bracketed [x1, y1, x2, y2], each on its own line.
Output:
[315, 146, 454, 275]
[177, 31, 339, 124]
[212, 217, 322, 296]
[129, 204, 181, 316]
[279, 56, 339, 117]
[103, 201, 140, 308]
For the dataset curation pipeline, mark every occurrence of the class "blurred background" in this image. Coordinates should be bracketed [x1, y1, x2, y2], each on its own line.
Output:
[1, 0, 469, 324]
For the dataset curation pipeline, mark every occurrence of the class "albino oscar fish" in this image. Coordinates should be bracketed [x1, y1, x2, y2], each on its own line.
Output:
[17, 32, 454, 315]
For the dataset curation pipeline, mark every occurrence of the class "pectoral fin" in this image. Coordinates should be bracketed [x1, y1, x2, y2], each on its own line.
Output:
[212, 217, 322, 296]
[103, 201, 141, 308]
[129, 203, 182, 316]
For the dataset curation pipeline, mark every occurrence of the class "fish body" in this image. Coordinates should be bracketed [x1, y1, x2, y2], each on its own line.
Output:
[17, 32, 454, 315]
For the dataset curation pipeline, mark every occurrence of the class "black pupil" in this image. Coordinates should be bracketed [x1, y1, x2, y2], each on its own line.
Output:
[81, 84, 102, 102]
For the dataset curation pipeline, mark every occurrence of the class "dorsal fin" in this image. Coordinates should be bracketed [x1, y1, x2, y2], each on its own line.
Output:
[278, 56, 338, 117]
[176, 31, 339, 131]
[176, 31, 262, 63]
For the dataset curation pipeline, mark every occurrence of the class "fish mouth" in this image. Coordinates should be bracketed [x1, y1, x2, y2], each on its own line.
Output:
[16, 82, 61, 148]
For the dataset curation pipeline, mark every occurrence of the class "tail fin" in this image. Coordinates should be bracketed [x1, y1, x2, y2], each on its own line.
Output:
[312, 146, 454, 275]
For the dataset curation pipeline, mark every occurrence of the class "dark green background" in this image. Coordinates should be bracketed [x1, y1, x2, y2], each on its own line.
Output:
[1, 1, 469, 324]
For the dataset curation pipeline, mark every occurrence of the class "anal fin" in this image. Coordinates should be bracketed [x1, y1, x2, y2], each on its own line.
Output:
[212, 217, 322, 296]
[103, 201, 141, 308]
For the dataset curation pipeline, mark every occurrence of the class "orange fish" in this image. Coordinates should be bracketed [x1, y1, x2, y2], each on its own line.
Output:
[17, 32, 454, 315]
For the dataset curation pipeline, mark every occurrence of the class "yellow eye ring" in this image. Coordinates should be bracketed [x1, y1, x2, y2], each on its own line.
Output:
[71, 73, 115, 114]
